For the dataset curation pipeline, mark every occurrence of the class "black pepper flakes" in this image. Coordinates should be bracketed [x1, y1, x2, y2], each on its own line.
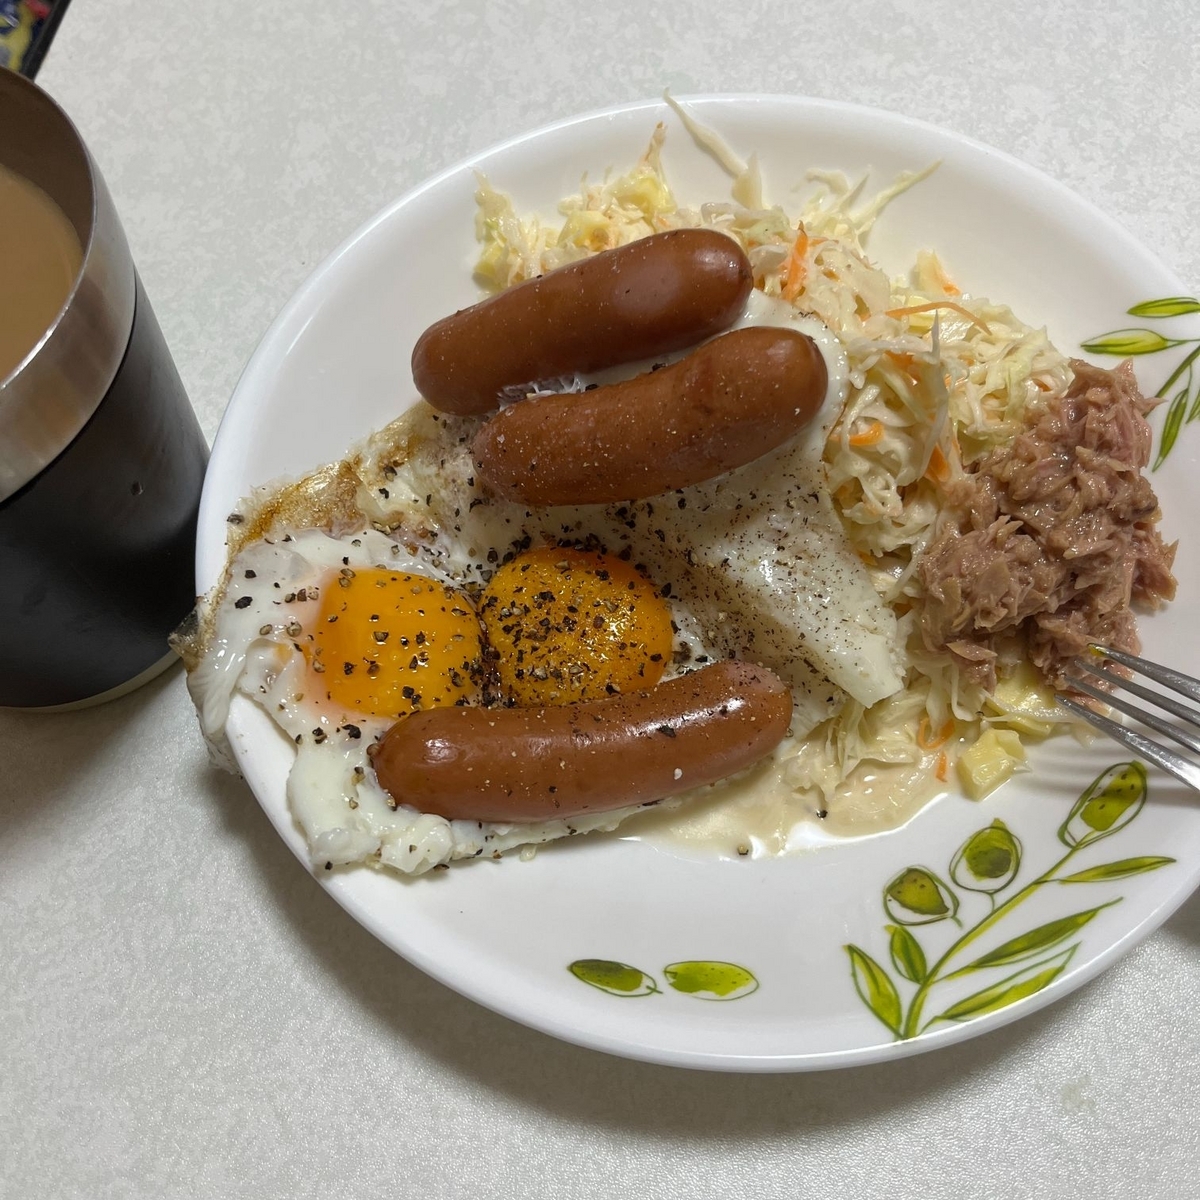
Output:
[234, 596, 252, 609]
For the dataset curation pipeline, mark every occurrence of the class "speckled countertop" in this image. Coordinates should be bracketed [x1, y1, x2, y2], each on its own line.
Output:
[4, 2, 1200, 1196]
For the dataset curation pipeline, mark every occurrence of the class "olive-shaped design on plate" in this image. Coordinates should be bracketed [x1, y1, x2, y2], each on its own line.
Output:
[1058, 762, 1147, 848]
[883, 866, 959, 925]
[663, 961, 759, 1000]
[568, 959, 660, 997]
[950, 819, 1022, 893]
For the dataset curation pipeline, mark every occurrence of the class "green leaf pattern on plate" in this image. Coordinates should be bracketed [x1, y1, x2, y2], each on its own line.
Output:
[950, 819, 1021, 893]
[888, 924, 928, 983]
[884, 867, 959, 925]
[1126, 297, 1200, 318]
[1058, 856, 1176, 883]
[568, 960, 758, 1001]
[664, 961, 759, 1000]
[844, 762, 1175, 1040]
[1058, 762, 1147, 847]
[1080, 329, 1181, 356]
[846, 945, 902, 1035]
[951, 903, 1117, 975]
[570, 767, 1172, 1033]
[1082, 297, 1200, 468]
[934, 948, 1078, 1024]
[569, 959, 661, 997]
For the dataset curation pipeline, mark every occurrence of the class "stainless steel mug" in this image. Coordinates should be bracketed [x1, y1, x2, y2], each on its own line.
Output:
[0, 67, 208, 708]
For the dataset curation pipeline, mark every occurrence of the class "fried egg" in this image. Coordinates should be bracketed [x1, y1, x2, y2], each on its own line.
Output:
[186, 527, 711, 873]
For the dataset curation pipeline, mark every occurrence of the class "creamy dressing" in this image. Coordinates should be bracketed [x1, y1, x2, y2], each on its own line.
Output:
[618, 746, 949, 860]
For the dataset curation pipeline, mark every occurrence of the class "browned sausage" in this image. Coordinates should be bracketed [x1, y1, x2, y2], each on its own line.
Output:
[411, 229, 752, 415]
[369, 660, 793, 824]
[471, 326, 828, 506]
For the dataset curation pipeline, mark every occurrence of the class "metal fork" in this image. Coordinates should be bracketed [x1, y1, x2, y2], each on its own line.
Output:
[1058, 645, 1200, 791]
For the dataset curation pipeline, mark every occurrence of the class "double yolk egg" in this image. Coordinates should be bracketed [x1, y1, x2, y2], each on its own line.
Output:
[305, 546, 676, 721]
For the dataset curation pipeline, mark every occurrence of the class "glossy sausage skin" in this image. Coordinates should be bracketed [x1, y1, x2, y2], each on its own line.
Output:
[411, 229, 753, 416]
[471, 326, 828, 506]
[370, 660, 793, 824]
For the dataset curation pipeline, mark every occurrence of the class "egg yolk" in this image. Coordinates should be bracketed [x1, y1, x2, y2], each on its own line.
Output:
[478, 547, 674, 705]
[307, 568, 482, 719]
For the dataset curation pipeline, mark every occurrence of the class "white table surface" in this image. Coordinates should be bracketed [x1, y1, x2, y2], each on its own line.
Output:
[5, 2, 1200, 1196]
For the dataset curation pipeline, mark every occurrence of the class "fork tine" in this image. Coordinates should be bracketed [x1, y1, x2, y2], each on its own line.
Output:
[1073, 658, 1200, 734]
[1090, 643, 1200, 705]
[1063, 673, 1200, 756]
[1057, 695, 1200, 791]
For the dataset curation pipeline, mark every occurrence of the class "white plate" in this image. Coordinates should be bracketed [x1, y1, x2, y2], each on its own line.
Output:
[199, 95, 1200, 1070]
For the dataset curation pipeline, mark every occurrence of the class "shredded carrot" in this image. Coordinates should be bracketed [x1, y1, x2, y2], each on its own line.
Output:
[781, 229, 809, 302]
[848, 419, 885, 447]
[918, 714, 955, 751]
[924, 444, 951, 484]
[935, 751, 950, 783]
[884, 300, 990, 336]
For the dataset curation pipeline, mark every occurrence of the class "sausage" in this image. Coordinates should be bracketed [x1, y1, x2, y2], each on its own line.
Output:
[369, 660, 793, 824]
[471, 326, 828, 506]
[411, 229, 752, 415]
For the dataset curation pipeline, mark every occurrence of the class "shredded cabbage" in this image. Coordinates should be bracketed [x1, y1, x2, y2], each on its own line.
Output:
[471, 114, 1076, 808]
